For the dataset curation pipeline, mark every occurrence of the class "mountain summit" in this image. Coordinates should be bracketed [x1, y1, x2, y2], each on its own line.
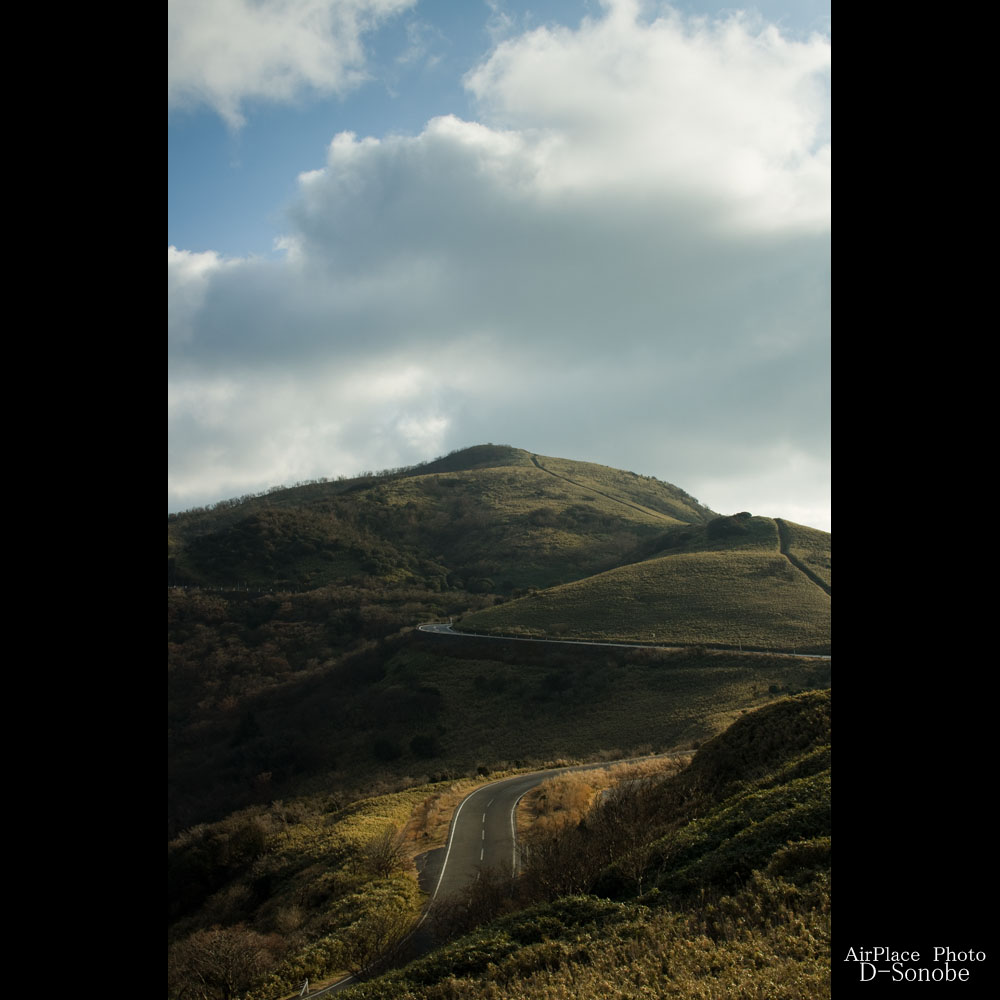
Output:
[168, 445, 717, 593]
[168, 444, 828, 651]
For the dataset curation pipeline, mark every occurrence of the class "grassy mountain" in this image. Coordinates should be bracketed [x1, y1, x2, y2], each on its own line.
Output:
[168, 445, 715, 593]
[168, 446, 829, 833]
[168, 445, 831, 997]
[459, 514, 831, 654]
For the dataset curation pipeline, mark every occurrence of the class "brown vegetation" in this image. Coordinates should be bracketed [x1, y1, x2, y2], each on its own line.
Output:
[344, 692, 831, 1000]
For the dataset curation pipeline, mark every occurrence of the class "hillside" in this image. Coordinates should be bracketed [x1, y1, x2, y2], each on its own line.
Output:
[346, 691, 831, 1000]
[168, 692, 829, 1000]
[169, 447, 830, 833]
[459, 514, 831, 654]
[168, 445, 831, 997]
[168, 445, 715, 593]
[169, 616, 828, 836]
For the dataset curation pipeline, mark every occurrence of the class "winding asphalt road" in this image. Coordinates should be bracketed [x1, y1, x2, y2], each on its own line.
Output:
[426, 772, 534, 892]
[306, 623, 830, 994]
[310, 756, 667, 997]
[414, 621, 832, 899]
[420, 757, 644, 897]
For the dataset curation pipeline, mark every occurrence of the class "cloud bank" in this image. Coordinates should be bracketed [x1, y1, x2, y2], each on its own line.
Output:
[169, 0, 831, 528]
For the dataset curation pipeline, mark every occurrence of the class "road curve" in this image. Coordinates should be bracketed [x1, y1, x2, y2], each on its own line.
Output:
[308, 756, 674, 997]
[306, 626, 827, 995]
[427, 772, 548, 898]
[423, 753, 688, 902]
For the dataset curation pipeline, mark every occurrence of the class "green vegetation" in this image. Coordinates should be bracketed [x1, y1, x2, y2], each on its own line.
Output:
[777, 518, 832, 591]
[170, 616, 828, 836]
[169, 784, 438, 997]
[344, 691, 831, 999]
[345, 886, 830, 999]
[168, 694, 830, 1000]
[529, 453, 711, 523]
[168, 445, 831, 998]
[168, 445, 715, 593]
[459, 516, 831, 653]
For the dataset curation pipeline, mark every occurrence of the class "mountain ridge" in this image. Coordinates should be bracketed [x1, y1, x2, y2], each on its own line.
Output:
[168, 445, 720, 593]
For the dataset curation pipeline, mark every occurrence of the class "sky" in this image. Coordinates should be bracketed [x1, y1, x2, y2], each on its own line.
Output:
[168, 0, 831, 530]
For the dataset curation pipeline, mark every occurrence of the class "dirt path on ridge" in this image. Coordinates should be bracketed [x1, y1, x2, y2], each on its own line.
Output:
[529, 454, 674, 522]
[775, 518, 831, 597]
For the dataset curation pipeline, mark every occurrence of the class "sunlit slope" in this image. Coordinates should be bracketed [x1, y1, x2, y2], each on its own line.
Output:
[381, 458, 701, 590]
[778, 518, 832, 590]
[347, 692, 831, 1000]
[531, 453, 710, 523]
[459, 516, 830, 653]
[170, 692, 831, 1000]
[168, 445, 716, 591]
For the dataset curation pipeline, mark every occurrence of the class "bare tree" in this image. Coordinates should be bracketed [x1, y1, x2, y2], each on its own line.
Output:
[359, 827, 408, 878]
[168, 925, 281, 1000]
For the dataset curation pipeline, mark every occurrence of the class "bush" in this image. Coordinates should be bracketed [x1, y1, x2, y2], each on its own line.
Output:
[706, 515, 752, 539]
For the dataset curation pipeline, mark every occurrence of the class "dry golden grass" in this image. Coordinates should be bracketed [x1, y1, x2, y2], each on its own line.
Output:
[521, 771, 604, 837]
[460, 517, 830, 653]
[400, 777, 500, 859]
[780, 519, 832, 588]
[516, 756, 693, 842]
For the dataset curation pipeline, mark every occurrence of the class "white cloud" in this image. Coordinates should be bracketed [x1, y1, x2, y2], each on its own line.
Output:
[167, 361, 452, 504]
[169, 2, 830, 527]
[690, 443, 832, 532]
[168, 246, 231, 346]
[168, 0, 415, 127]
[464, 0, 830, 231]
